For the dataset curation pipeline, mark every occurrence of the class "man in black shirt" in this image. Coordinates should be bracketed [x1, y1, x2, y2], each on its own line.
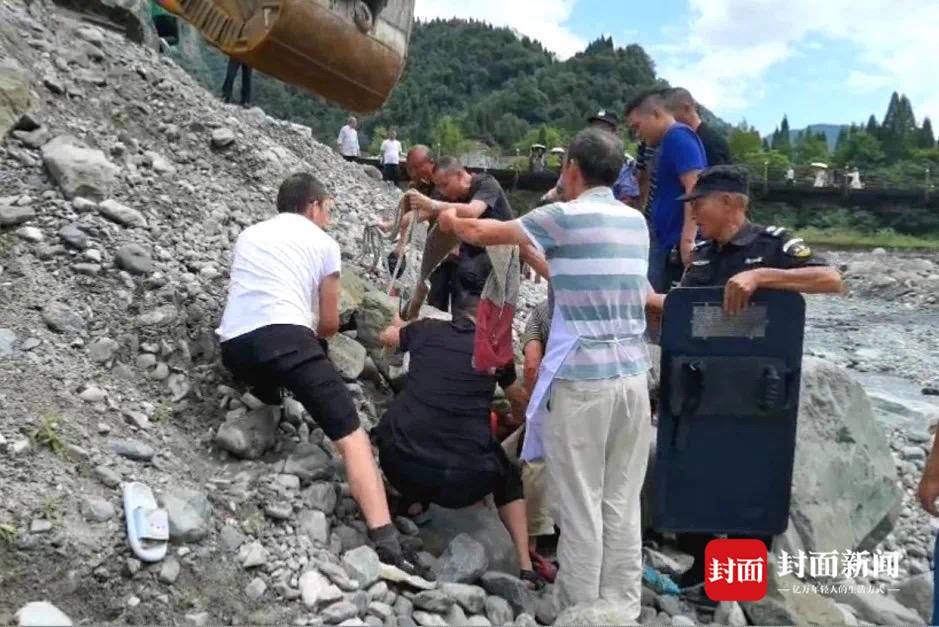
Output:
[404, 157, 517, 308]
[664, 87, 732, 167]
[373, 284, 543, 588]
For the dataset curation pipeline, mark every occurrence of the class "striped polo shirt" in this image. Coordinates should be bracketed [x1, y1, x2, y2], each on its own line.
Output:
[518, 187, 650, 380]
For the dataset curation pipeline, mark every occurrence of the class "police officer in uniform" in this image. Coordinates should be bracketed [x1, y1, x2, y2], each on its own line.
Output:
[647, 165, 843, 592]
[648, 165, 843, 316]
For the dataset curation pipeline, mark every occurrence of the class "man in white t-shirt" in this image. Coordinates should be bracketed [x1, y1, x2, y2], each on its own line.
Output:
[337, 116, 360, 159]
[380, 128, 403, 185]
[218, 173, 428, 578]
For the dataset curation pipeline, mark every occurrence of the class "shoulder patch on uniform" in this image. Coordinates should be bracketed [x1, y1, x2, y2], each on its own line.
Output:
[783, 237, 812, 258]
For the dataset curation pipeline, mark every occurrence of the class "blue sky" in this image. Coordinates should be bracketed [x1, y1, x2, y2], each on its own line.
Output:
[416, 0, 939, 135]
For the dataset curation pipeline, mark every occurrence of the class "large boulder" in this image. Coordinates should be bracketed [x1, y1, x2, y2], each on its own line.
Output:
[830, 590, 925, 625]
[895, 573, 933, 623]
[419, 505, 519, 577]
[214, 407, 277, 459]
[328, 333, 367, 381]
[437, 533, 489, 584]
[340, 271, 367, 326]
[357, 290, 397, 348]
[0, 58, 33, 138]
[41, 135, 119, 200]
[787, 358, 902, 553]
[742, 570, 844, 625]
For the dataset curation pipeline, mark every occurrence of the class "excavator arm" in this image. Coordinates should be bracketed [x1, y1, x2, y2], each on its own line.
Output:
[154, 0, 413, 112]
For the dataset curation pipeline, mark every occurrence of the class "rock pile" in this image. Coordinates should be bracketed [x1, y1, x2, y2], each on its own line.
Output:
[835, 249, 939, 308]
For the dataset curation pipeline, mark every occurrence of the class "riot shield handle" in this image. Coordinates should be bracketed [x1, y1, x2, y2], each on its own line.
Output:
[760, 364, 795, 413]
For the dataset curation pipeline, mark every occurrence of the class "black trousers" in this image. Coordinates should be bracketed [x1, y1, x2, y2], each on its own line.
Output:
[427, 257, 460, 312]
[220, 324, 359, 441]
[378, 439, 523, 509]
[222, 59, 252, 105]
[382, 164, 401, 185]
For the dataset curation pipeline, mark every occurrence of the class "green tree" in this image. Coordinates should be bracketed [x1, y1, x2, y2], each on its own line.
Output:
[881, 92, 917, 161]
[918, 117, 936, 149]
[770, 115, 792, 155]
[866, 114, 880, 137]
[432, 116, 468, 157]
[833, 131, 885, 168]
[728, 123, 762, 160]
[796, 131, 829, 164]
[738, 149, 790, 180]
[367, 126, 388, 157]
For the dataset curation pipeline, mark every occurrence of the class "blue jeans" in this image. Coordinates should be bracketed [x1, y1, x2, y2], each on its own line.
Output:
[649, 245, 669, 293]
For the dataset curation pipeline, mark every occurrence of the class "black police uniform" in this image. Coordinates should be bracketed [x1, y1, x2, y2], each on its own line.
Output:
[681, 222, 828, 288]
[674, 221, 828, 590]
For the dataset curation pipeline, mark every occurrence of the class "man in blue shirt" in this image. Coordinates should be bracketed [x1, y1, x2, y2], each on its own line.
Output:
[626, 90, 706, 292]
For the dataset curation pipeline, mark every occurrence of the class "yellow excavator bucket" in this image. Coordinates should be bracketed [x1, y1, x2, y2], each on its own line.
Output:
[156, 0, 413, 112]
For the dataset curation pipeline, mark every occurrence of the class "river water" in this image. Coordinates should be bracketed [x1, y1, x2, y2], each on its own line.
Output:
[804, 292, 939, 432]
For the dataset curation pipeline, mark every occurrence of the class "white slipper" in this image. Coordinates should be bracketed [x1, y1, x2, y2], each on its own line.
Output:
[122, 481, 169, 562]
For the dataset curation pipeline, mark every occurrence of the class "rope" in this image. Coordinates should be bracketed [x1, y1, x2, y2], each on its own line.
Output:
[358, 198, 417, 297]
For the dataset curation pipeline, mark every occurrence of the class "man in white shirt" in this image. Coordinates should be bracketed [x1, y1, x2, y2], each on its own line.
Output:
[380, 128, 403, 185]
[337, 116, 360, 159]
[217, 173, 427, 578]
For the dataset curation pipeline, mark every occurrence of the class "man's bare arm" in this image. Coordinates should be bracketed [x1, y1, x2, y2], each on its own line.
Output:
[751, 267, 844, 294]
[678, 170, 701, 267]
[724, 266, 843, 315]
[503, 381, 531, 429]
[520, 244, 549, 280]
[523, 341, 544, 394]
[317, 273, 342, 338]
[438, 210, 530, 247]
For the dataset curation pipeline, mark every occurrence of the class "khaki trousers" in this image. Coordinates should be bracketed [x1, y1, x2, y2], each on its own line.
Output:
[502, 428, 555, 537]
[544, 374, 651, 618]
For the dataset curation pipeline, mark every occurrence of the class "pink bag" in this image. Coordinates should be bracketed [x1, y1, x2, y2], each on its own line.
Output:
[473, 299, 516, 373]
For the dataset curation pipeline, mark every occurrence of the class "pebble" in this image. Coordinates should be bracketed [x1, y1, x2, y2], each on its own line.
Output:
[80, 495, 115, 522]
[15, 226, 43, 242]
[30, 519, 52, 534]
[159, 557, 181, 584]
[14, 601, 73, 626]
[109, 438, 155, 461]
[79, 386, 107, 403]
[241, 541, 269, 568]
[245, 577, 267, 600]
[265, 500, 294, 520]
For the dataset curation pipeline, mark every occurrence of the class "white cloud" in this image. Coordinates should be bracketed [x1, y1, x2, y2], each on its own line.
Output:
[657, 0, 939, 126]
[414, 0, 585, 59]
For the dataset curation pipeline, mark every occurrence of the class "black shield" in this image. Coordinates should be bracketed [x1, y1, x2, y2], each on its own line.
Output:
[653, 287, 806, 536]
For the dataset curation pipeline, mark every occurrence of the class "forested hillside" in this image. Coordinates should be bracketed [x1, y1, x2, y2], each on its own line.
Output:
[172, 20, 672, 154]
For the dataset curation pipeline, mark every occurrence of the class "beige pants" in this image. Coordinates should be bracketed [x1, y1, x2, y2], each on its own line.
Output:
[502, 428, 555, 537]
[544, 375, 651, 618]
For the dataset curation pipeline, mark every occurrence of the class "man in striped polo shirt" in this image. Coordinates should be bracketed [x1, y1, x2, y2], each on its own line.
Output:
[437, 128, 652, 618]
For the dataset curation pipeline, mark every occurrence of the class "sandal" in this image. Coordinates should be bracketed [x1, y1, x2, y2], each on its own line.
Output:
[529, 549, 558, 584]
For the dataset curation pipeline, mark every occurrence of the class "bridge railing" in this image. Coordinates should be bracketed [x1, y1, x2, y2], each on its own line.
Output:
[742, 164, 934, 196]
